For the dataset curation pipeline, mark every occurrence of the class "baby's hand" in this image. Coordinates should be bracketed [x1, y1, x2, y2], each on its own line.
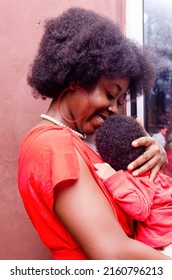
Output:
[94, 162, 116, 181]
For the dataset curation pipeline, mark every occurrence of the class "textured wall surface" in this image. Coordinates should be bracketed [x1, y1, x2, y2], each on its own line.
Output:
[0, 0, 125, 260]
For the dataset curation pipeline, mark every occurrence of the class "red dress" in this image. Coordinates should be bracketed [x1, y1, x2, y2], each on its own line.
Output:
[18, 125, 133, 259]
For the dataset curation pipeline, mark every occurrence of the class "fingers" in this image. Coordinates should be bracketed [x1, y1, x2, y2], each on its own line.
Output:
[149, 165, 162, 181]
[161, 163, 168, 174]
[94, 163, 116, 181]
[132, 136, 153, 148]
[128, 155, 160, 180]
[94, 163, 109, 181]
[128, 137, 159, 171]
[128, 152, 159, 177]
[128, 136, 168, 180]
[94, 162, 110, 171]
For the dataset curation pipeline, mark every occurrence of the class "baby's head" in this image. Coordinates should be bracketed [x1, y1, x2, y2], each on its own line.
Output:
[95, 115, 147, 170]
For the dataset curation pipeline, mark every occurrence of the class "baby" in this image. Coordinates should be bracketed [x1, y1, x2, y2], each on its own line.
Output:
[95, 115, 172, 256]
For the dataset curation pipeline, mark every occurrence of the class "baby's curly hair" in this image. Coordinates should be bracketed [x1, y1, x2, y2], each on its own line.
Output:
[95, 115, 147, 171]
[27, 7, 156, 99]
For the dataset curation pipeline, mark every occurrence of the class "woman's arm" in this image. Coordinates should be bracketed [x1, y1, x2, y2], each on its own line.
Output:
[54, 149, 170, 260]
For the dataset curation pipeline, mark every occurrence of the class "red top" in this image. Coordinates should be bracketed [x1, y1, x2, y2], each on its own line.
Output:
[104, 170, 172, 248]
[18, 125, 133, 260]
[165, 150, 172, 177]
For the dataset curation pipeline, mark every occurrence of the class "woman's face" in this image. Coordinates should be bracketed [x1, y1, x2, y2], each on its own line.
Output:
[66, 77, 130, 135]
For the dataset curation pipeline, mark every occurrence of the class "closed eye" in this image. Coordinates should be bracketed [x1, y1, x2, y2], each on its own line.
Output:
[106, 91, 114, 100]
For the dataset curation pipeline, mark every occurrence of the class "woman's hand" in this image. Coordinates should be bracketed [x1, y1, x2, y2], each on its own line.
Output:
[127, 117, 168, 181]
[127, 136, 168, 181]
[94, 162, 116, 181]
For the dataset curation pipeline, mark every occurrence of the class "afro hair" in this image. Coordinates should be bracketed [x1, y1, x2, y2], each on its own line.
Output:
[95, 115, 147, 170]
[27, 7, 156, 99]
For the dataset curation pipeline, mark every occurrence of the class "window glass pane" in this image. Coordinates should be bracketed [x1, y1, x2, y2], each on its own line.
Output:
[144, 0, 172, 175]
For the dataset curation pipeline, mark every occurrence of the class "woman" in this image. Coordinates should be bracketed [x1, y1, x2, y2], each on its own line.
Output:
[18, 7, 169, 259]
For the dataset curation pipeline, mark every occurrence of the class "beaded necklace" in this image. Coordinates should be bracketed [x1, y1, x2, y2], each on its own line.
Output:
[41, 114, 87, 139]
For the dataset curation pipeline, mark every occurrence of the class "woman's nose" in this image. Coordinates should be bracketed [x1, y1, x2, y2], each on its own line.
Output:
[108, 102, 118, 114]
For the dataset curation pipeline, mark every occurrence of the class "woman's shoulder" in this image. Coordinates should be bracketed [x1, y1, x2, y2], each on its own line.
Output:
[18, 125, 81, 191]
[18, 125, 77, 164]
[26, 124, 72, 139]
[21, 125, 74, 150]
[19, 124, 103, 174]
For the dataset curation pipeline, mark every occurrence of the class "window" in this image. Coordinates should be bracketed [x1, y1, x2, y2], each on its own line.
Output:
[126, 0, 172, 175]
[144, 0, 172, 176]
[144, 0, 172, 136]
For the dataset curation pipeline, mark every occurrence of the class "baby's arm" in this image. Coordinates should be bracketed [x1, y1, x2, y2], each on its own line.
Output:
[94, 163, 155, 221]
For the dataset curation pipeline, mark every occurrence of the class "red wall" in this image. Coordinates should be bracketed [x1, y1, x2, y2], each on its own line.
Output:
[0, 0, 125, 259]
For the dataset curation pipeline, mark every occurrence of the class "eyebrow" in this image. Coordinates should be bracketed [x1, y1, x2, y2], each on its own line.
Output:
[112, 83, 122, 92]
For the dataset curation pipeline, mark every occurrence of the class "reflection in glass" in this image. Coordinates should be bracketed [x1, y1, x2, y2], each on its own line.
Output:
[144, 0, 172, 175]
